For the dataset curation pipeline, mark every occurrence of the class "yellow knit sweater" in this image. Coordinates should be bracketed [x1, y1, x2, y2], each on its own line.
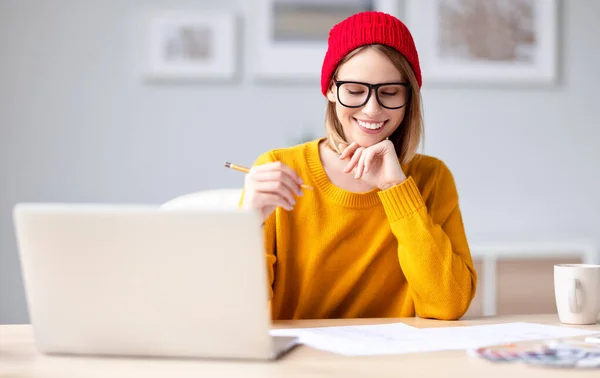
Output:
[242, 139, 477, 321]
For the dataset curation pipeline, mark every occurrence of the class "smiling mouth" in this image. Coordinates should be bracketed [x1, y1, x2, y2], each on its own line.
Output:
[354, 118, 387, 134]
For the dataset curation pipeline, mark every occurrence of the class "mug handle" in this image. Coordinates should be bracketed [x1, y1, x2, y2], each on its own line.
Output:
[568, 279, 583, 313]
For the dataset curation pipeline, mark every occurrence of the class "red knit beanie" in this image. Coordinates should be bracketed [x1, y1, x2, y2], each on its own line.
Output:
[321, 11, 422, 96]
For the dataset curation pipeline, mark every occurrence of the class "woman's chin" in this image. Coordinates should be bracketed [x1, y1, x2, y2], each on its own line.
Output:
[350, 134, 387, 147]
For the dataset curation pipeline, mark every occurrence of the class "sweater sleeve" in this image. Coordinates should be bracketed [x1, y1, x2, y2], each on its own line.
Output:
[237, 151, 278, 300]
[377, 160, 477, 320]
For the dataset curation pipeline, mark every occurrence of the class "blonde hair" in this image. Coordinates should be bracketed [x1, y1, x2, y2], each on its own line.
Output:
[325, 44, 424, 164]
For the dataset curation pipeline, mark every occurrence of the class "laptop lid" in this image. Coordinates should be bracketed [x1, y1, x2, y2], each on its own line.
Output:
[13, 203, 276, 360]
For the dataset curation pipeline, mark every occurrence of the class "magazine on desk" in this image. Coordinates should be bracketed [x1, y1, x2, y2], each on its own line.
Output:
[469, 339, 600, 369]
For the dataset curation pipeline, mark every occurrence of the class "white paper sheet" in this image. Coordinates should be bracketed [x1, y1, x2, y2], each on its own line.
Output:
[270, 322, 600, 356]
[271, 322, 422, 356]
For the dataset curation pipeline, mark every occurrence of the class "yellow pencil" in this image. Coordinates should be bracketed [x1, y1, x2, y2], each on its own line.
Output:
[224, 161, 313, 190]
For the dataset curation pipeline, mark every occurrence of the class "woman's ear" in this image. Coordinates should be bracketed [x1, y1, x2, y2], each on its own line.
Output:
[326, 83, 337, 103]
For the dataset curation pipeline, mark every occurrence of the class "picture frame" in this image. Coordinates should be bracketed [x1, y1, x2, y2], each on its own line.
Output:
[250, 0, 401, 82]
[405, 0, 558, 85]
[142, 11, 237, 81]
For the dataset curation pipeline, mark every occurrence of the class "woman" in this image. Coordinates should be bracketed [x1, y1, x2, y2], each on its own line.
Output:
[240, 11, 477, 321]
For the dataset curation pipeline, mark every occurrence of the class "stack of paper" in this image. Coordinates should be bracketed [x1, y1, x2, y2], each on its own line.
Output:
[270, 322, 599, 356]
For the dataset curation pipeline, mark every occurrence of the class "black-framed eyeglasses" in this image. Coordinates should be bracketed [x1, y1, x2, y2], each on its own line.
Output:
[335, 80, 410, 110]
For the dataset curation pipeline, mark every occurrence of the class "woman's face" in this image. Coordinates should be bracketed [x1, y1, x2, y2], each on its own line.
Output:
[327, 47, 409, 148]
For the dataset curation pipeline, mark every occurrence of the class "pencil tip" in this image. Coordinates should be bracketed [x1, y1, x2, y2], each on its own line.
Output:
[224, 161, 231, 168]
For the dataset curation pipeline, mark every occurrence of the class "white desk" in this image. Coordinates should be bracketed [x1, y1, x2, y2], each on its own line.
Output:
[2, 314, 600, 377]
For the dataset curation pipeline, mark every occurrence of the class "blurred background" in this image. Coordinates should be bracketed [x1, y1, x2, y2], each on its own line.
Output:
[1, 0, 599, 324]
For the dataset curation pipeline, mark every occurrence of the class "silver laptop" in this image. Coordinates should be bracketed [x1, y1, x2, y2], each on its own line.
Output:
[13, 203, 298, 360]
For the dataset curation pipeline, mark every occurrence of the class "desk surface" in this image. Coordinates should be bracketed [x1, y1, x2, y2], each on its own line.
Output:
[2, 314, 600, 378]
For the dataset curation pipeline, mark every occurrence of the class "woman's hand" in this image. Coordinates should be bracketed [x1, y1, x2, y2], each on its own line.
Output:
[241, 161, 304, 222]
[339, 140, 407, 190]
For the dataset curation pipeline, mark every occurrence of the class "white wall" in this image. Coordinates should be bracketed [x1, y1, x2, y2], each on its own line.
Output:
[1, 0, 599, 323]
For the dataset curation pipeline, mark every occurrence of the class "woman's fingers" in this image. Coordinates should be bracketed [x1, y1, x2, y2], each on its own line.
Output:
[339, 142, 360, 160]
[355, 150, 367, 179]
[251, 180, 297, 209]
[339, 143, 385, 178]
[361, 147, 377, 174]
[248, 162, 303, 195]
[339, 141, 368, 177]
[251, 161, 304, 186]
[344, 147, 364, 174]
[250, 169, 303, 197]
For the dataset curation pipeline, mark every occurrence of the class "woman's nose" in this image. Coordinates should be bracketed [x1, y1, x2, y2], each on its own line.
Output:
[362, 90, 383, 116]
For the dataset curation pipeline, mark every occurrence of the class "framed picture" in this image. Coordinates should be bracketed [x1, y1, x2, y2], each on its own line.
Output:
[143, 11, 237, 81]
[406, 0, 558, 85]
[250, 0, 401, 81]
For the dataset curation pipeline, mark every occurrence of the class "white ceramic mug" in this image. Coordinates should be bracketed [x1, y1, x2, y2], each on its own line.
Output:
[554, 264, 600, 325]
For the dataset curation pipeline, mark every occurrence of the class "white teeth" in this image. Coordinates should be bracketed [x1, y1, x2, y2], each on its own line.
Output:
[357, 119, 384, 129]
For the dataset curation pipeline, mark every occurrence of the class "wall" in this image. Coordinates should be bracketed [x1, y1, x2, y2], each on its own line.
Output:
[1, 0, 599, 323]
